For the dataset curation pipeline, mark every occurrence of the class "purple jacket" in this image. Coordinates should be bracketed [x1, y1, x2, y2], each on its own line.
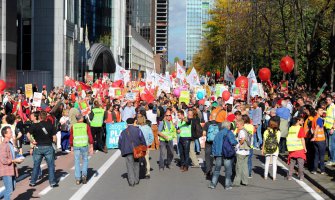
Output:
[118, 125, 146, 157]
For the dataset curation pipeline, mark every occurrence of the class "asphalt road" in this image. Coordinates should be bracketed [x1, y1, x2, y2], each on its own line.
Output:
[1, 145, 329, 200]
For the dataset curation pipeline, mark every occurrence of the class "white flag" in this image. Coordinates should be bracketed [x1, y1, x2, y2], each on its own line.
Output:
[176, 63, 186, 80]
[238, 71, 241, 77]
[155, 74, 171, 93]
[247, 68, 257, 83]
[224, 66, 235, 82]
[85, 24, 90, 52]
[186, 68, 200, 87]
[114, 65, 131, 85]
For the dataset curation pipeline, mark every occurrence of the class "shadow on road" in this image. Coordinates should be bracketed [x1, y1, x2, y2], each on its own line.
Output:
[14, 188, 37, 200]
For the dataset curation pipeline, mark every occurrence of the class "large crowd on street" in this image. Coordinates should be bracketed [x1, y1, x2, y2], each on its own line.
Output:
[0, 76, 334, 199]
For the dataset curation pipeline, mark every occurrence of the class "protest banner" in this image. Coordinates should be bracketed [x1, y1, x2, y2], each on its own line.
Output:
[32, 92, 42, 107]
[25, 84, 33, 98]
[125, 92, 136, 101]
[79, 100, 90, 116]
[108, 87, 123, 99]
[233, 87, 247, 101]
[179, 91, 190, 105]
[250, 82, 259, 97]
[105, 122, 127, 149]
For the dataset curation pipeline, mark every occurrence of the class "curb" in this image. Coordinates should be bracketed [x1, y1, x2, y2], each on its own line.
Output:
[278, 154, 335, 200]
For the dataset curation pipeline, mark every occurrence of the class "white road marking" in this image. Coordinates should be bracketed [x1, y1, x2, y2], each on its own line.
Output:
[71, 156, 92, 170]
[69, 150, 121, 200]
[38, 173, 70, 196]
[276, 160, 324, 200]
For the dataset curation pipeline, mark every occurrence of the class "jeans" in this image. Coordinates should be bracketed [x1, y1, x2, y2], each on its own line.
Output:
[61, 131, 70, 151]
[325, 129, 331, 160]
[195, 139, 201, 153]
[313, 141, 326, 172]
[176, 134, 180, 156]
[253, 124, 263, 148]
[74, 146, 89, 180]
[233, 154, 248, 185]
[279, 137, 287, 153]
[0, 176, 16, 200]
[248, 149, 253, 177]
[330, 133, 335, 162]
[204, 142, 213, 174]
[159, 140, 174, 169]
[30, 145, 56, 186]
[178, 138, 191, 168]
[125, 154, 140, 185]
[211, 157, 233, 188]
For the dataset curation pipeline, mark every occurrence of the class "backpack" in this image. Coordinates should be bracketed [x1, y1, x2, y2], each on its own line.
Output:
[222, 134, 235, 158]
[191, 120, 203, 139]
[264, 129, 278, 154]
[206, 123, 220, 142]
[242, 128, 253, 148]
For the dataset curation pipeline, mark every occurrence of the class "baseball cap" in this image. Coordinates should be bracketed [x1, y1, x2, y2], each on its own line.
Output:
[212, 102, 218, 107]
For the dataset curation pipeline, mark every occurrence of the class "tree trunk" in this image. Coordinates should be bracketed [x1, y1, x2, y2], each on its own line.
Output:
[330, 7, 335, 92]
[294, 0, 299, 88]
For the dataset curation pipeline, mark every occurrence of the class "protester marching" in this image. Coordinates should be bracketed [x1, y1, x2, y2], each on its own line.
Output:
[0, 57, 335, 199]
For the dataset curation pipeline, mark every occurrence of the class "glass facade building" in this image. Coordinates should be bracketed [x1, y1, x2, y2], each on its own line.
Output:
[186, 0, 213, 68]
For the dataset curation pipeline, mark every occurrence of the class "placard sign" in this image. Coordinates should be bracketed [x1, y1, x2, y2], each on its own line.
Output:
[105, 122, 127, 149]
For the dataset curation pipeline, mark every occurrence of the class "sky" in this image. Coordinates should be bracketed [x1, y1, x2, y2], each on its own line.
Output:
[168, 0, 186, 63]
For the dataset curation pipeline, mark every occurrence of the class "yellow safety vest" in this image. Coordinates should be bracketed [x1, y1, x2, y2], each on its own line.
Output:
[178, 121, 191, 138]
[73, 123, 89, 147]
[286, 125, 303, 152]
[324, 104, 335, 129]
[90, 108, 104, 127]
[159, 121, 176, 141]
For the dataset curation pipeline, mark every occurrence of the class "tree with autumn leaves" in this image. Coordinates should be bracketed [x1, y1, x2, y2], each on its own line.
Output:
[193, 0, 335, 90]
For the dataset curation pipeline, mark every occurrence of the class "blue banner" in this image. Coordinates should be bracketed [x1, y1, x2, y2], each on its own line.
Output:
[105, 122, 127, 149]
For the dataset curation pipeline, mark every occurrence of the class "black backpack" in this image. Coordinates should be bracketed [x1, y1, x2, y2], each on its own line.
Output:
[264, 129, 278, 154]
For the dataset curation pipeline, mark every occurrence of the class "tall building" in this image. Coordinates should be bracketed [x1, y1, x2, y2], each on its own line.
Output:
[14, 0, 126, 88]
[155, 0, 168, 54]
[125, 0, 154, 78]
[0, 0, 17, 88]
[186, 0, 213, 68]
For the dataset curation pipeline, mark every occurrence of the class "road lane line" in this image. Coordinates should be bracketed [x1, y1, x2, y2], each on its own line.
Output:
[38, 173, 70, 196]
[69, 150, 121, 200]
[276, 160, 324, 200]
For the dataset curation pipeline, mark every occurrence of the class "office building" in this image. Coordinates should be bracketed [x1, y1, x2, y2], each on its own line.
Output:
[186, 0, 213, 68]
[0, 0, 17, 88]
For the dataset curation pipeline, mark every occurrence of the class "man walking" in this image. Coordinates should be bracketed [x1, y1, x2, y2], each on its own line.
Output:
[118, 118, 146, 187]
[70, 114, 94, 185]
[89, 101, 107, 153]
[29, 111, 58, 188]
[158, 109, 176, 171]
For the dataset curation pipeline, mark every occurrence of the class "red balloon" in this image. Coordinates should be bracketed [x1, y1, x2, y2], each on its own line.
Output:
[280, 56, 294, 73]
[235, 76, 248, 88]
[0, 80, 7, 91]
[172, 72, 177, 79]
[216, 71, 220, 78]
[258, 68, 271, 81]
[222, 91, 231, 101]
[206, 71, 211, 77]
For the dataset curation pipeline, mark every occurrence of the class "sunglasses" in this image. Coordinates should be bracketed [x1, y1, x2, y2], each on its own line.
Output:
[166, 115, 171, 117]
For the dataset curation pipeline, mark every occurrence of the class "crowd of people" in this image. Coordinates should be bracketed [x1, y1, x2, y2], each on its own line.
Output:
[0, 81, 334, 199]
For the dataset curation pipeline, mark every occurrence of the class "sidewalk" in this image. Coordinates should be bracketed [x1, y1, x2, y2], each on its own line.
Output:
[278, 153, 335, 200]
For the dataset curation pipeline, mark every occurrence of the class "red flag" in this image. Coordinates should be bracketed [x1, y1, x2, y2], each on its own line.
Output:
[64, 77, 76, 87]
[17, 101, 27, 122]
[77, 81, 91, 91]
[140, 88, 155, 103]
[112, 80, 124, 88]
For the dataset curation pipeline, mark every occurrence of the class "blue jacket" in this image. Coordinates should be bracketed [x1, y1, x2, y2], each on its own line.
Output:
[139, 125, 154, 146]
[118, 125, 146, 157]
[276, 107, 290, 120]
[212, 128, 238, 157]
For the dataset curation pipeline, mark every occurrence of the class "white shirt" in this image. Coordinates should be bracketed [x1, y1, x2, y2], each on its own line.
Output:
[202, 111, 208, 122]
[146, 110, 157, 125]
[236, 129, 250, 156]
